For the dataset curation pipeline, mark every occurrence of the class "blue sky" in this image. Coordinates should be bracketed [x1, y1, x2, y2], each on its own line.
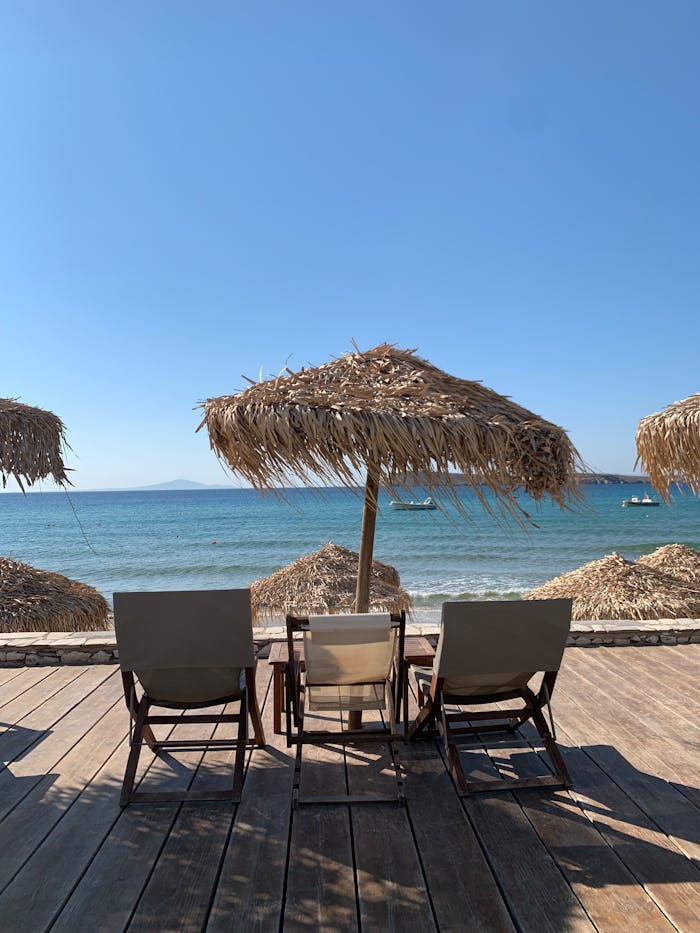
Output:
[2, 2, 699, 490]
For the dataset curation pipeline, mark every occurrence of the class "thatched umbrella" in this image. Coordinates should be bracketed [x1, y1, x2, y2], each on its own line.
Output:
[250, 542, 412, 622]
[200, 344, 582, 613]
[0, 557, 109, 633]
[637, 544, 700, 586]
[636, 393, 700, 499]
[523, 552, 700, 621]
[0, 398, 70, 491]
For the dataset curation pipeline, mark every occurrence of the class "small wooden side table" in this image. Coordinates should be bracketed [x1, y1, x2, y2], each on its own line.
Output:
[267, 634, 435, 735]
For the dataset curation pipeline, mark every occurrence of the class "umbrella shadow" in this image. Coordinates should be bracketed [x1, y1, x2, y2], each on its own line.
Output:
[0, 720, 51, 763]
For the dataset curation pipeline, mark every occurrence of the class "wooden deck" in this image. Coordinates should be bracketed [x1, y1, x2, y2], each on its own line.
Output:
[0, 645, 698, 932]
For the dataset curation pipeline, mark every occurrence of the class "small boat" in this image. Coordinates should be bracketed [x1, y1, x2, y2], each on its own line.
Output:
[390, 497, 437, 511]
[622, 494, 660, 508]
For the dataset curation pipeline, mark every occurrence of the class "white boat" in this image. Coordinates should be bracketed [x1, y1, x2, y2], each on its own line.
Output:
[622, 494, 660, 508]
[389, 497, 437, 511]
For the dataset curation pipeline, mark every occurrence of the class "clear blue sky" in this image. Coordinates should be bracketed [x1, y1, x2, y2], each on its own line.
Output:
[2, 2, 699, 490]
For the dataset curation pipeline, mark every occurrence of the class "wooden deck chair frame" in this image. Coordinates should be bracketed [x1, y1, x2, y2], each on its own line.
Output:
[285, 611, 406, 807]
[406, 599, 572, 796]
[114, 589, 265, 807]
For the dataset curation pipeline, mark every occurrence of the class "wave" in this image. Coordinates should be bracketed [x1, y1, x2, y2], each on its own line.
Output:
[410, 589, 524, 608]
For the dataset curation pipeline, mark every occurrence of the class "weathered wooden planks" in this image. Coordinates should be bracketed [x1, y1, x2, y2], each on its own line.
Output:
[283, 705, 357, 933]
[488, 711, 675, 932]
[128, 665, 273, 933]
[0, 646, 695, 931]
[206, 665, 294, 932]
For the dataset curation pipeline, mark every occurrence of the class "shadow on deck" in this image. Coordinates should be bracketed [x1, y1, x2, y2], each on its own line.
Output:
[0, 645, 697, 931]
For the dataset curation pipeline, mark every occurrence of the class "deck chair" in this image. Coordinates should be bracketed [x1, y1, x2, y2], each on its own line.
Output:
[285, 611, 406, 807]
[407, 599, 572, 795]
[114, 589, 265, 806]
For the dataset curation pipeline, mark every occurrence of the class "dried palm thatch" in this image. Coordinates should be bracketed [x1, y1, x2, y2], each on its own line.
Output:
[201, 344, 582, 515]
[200, 344, 583, 612]
[0, 557, 109, 633]
[250, 542, 412, 622]
[523, 552, 700, 621]
[0, 398, 70, 491]
[637, 544, 700, 586]
[635, 393, 700, 498]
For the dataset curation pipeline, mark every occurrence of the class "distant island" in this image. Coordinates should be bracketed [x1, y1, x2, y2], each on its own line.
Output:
[397, 470, 649, 487]
[132, 479, 236, 491]
[79, 472, 650, 494]
[134, 473, 651, 492]
[575, 472, 648, 486]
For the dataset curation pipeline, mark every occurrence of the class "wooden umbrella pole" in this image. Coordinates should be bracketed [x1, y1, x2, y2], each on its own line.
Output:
[355, 463, 379, 613]
[350, 463, 379, 730]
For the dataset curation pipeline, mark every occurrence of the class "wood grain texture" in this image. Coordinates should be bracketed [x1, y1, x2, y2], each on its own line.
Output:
[0, 647, 695, 931]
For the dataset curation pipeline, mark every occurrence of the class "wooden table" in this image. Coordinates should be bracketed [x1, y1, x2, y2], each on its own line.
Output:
[267, 635, 435, 735]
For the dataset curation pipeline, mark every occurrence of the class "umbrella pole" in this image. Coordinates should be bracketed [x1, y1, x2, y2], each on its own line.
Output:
[355, 465, 379, 613]
[350, 464, 379, 730]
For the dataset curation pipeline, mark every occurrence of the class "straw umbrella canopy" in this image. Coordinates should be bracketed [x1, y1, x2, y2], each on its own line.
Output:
[250, 542, 412, 622]
[523, 552, 700, 621]
[635, 393, 700, 498]
[201, 344, 583, 613]
[637, 544, 700, 587]
[0, 557, 109, 633]
[0, 398, 70, 491]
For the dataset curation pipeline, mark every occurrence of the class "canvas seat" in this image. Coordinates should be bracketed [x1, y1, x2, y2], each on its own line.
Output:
[306, 682, 388, 711]
[285, 611, 406, 806]
[114, 588, 265, 806]
[406, 599, 572, 795]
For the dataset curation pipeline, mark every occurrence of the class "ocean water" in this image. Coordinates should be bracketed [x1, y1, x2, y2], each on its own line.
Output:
[1, 485, 699, 608]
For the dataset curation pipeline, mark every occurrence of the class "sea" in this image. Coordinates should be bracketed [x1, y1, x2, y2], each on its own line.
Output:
[2, 485, 699, 613]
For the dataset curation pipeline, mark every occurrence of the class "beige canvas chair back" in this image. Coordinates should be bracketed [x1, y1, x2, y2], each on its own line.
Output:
[114, 589, 255, 704]
[434, 599, 572, 697]
[304, 613, 395, 686]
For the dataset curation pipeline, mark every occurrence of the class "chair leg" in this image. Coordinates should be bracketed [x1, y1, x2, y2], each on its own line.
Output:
[407, 699, 438, 740]
[437, 703, 470, 796]
[531, 703, 572, 788]
[386, 690, 405, 805]
[122, 672, 160, 752]
[231, 692, 249, 803]
[292, 685, 306, 809]
[403, 666, 410, 742]
[120, 696, 150, 807]
[245, 667, 266, 747]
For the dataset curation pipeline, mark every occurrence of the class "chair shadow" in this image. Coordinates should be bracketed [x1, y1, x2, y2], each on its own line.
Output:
[447, 731, 700, 887]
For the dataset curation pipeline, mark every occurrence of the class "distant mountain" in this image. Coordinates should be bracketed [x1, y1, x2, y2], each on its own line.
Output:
[134, 479, 235, 491]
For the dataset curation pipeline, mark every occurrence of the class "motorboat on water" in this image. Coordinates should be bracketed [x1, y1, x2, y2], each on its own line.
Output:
[622, 494, 660, 508]
[389, 496, 437, 511]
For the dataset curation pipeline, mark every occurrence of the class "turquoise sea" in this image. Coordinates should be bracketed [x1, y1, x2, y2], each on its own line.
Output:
[2, 485, 699, 608]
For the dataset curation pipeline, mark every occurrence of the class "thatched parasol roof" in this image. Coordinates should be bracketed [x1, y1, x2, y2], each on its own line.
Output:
[637, 544, 700, 586]
[635, 393, 700, 498]
[0, 398, 70, 491]
[523, 552, 700, 621]
[0, 557, 109, 633]
[200, 344, 583, 521]
[250, 542, 412, 621]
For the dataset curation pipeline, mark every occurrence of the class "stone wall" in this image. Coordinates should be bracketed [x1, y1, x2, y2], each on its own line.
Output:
[1, 618, 699, 666]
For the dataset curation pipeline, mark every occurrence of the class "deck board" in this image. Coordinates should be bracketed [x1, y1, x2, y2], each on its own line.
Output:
[206, 666, 294, 932]
[488, 719, 676, 932]
[0, 646, 696, 931]
[283, 707, 358, 933]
